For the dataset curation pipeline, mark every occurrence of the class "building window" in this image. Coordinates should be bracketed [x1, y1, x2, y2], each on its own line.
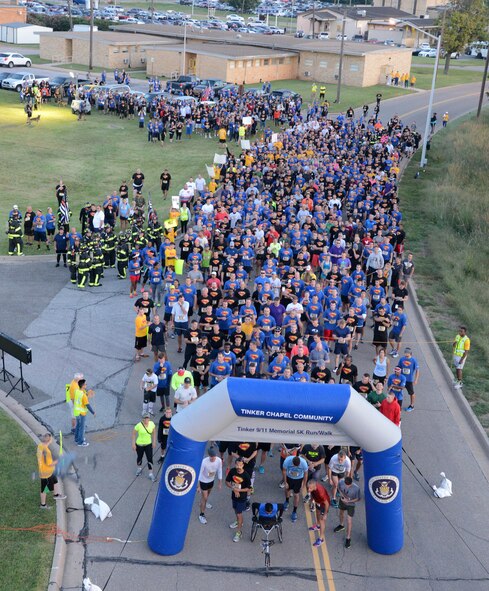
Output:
[121, 47, 128, 53]
[264, 59, 269, 65]
[350, 63, 359, 72]
[140, 48, 145, 53]
[320, 60, 327, 68]
[285, 57, 291, 64]
[247, 60, 252, 67]
[237, 60, 243, 68]
[112, 49, 119, 54]
[255, 59, 260, 67]
[304, 58, 313, 67]
[229, 61, 235, 69]
[278, 58, 284, 65]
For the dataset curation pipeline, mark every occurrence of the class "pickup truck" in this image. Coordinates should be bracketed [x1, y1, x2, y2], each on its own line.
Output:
[166, 75, 200, 94]
[1, 72, 49, 92]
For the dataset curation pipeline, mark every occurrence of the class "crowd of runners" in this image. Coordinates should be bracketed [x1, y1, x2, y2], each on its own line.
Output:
[30, 86, 470, 553]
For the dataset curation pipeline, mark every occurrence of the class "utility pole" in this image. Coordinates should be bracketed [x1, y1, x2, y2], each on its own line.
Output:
[312, 1, 315, 38]
[476, 49, 489, 118]
[420, 33, 441, 167]
[88, 0, 94, 71]
[335, 9, 346, 104]
[67, 0, 73, 31]
[182, 22, 187, 76]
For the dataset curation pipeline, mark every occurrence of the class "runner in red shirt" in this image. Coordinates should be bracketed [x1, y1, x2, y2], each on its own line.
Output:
[380, 391, 401, 426]
[307, 480, 331, 547]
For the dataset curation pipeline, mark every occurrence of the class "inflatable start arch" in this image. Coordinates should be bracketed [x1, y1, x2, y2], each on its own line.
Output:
[148, 378, 403, 555]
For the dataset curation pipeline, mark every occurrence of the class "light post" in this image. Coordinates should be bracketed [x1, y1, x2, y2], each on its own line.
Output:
[476, 48, 489, 118]
[392, 19, 441, 168]
[182, 22, 187, 76]
[88, 0, 94, 72]
[335, 8, 346, 104]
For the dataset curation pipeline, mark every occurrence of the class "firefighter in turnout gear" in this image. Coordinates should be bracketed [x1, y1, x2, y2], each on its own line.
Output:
[7, 215, 24, 256]
[89, 241, 104, 287]
[102, 225, 116, 268]
[67, 240, 81, 283]
[77, 248, 91, 289]
[148, 220, 163, 251]
[116, 236, 129, 279]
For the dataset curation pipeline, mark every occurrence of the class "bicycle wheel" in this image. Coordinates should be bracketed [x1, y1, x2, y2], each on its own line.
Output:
[251, 521, 258, 542]
[277, 522, 283, 543]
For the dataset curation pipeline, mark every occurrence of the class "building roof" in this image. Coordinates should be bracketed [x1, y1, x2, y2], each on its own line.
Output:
[1, 21, 40, 29]
[36, 30, 175, 46]
[113, 24, 411, 57]
[149, 41, 295, 60]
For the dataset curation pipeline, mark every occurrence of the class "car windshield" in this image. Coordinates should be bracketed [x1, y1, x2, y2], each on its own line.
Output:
[9, 74, 23, 80]
[0, 53, 9, 58]
[51, 77, 65, 83]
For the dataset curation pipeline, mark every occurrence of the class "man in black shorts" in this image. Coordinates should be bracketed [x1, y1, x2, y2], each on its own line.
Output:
[157, 407, 172, 463]
[189, 344, 210, 395]
[226, 457, 252, 543]
[197, 447, 223, 524]
[37, 433, 66, 509]
[257, 442, 271, 474]
[334, 476, 361, 549]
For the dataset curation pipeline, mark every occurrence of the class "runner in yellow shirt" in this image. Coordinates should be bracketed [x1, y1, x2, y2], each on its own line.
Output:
[132, 413, 157, 481]
[135, 307, 149, 361]
[65, 372, 84, 434]
[37, 433, 66, 508]
[452, 325, 470, 388]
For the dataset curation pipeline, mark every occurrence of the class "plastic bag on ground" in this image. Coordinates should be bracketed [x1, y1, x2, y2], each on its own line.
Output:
[433, 472, 453, 498]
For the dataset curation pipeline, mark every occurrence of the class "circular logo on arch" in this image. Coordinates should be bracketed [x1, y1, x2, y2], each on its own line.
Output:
[165, 464, 196, 496]
[368, 475, 400, 504]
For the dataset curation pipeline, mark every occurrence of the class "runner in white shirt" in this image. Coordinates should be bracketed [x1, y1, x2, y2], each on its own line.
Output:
[195, 174, 206, 194]
[197, 448, 223, 524]
[140, 369, 158, 416]
[174, 377, 197, 412]
[327, 450, 352, 508]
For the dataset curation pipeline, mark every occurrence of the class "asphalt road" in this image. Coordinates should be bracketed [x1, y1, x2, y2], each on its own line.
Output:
[1, 82, 488, 591]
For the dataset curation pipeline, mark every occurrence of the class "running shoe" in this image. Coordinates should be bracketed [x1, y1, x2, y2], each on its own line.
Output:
[454, 381, 463, 389]
[258, 466, 265, 474]
[233, 531, 242, 543]
[331, 499, 339, 508]
[148, 473, 156, 482]
[353, 471, 360, 482]
[206, 502, 212, 509]
[40, 504, 52, 510]
[308, 524, 320, 531]
[313, 538, 324, 547]
[405, 406, 414, 412]
[278, 480, 285, 489]
[283, 501, 289, 511]
[303, 493, 310, 503]
[229, 521, 238, 529]
[291, 511, 297, 522]
[199, 514, 207, 524]
[345, 538, 351, 549]
[334, 524, 345, 533]
[136, 467, 143, 476]
[77, 442, 89, 447]
[53, 494, 66, 501]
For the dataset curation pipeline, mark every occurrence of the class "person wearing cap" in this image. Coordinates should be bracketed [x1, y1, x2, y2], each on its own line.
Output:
[7, 210, 24, 256]
[171, 294, 190, 353]
[197, 447, 223, 524]
[141, 368, 158, 416]
[174, 377, 197, 412]
[170, 366, 194, 394]
[132, 413, 156, 481]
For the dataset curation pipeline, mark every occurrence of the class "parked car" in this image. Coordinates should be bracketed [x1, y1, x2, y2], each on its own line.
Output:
[167, 74, 200, 94]
[213, 83, 238, 97]
[336, 34, 348, 41]
[351, 34, 364, 42]
[49, 75, 89, 92]
[418, 48, 437, 58]
[192, 78, 226, 96]
[295, 29, 304, 38]
[0, 52, 32, 68]
[226, 13, 244, 23]
[1, 72, 49, 91]
[270, 89, 301, 102]
[318, 32, 329, 40]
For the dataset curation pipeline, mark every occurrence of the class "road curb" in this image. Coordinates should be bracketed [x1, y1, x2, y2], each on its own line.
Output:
[0, 390, 82, 591]
[407, 282, 489, 476]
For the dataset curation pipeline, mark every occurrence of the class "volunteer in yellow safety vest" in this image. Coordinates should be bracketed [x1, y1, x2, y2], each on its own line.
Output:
[65, 372, 84, 434]
[452, 326, 470, 389]
[73, 379, 95, 447]
[37, 433, 66, 508]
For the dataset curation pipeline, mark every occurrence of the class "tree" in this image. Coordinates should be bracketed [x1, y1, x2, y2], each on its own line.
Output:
[227, 0, 259, 13]
[440, 0, 489, 74]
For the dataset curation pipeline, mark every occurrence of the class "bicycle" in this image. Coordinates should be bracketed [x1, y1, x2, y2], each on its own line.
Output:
[250, 518, 283, 575]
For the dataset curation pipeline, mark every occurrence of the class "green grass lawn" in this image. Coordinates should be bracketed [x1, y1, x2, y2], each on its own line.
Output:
[412, 56, 480, 68]
[410, 65, 485, 89]
[399, 111, 489, 432]
[30, 56, 56, 65]
[0, 410, 54, 591]
[0, 89, 214, 253]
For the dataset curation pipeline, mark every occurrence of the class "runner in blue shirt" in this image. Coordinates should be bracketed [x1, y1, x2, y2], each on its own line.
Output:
[209, 352, 232, 387]
[282, 455, 308, 521]
[397, 348, 420, 412]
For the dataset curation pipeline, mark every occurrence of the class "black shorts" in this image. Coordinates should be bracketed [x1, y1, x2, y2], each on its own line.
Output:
[405, 381, 415, 396]
[334, 343, 349, 356]
[258, 442, 271, 452]
[34, 231, 47, 242]
[324, 446, 341, 464]
[164, 312, 172, 322]
[355, 326, 364, 334]
[341, 295, 349, 304]
[152, 344, 166, 354]
[389, 330, 402, 342]
[24, 227, 34, 237]
[40, 474, 58, 493]
[218, 441, 232, 454]
[331, 471, 347, 480]
[47, 228, 55, 236]
[286, 477, 303, 494]
[338, 499, 355, 517]
[372, 373, 386, 383]
[199, 480, 214, 491]
[157, 385, 169, 399]
[349, 447, 363, 461]
[193, 373, 208, 388]
[135, 335, 147, 349]
[143, 391, 156, 403]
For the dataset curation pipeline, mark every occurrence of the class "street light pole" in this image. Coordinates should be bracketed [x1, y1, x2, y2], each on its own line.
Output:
[182, 22, 187, 76]
[419, 33, 441, 168]
[476, 48, 489, 118]
[88, 0, 94, 72]
[335, 9, 346, 104]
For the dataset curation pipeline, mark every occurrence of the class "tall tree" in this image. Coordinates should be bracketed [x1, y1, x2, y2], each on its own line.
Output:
[441, 0, 489, 74]
[227, 0, 259, 13]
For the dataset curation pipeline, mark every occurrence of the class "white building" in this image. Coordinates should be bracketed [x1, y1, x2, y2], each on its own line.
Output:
[0, 22, 52, 44]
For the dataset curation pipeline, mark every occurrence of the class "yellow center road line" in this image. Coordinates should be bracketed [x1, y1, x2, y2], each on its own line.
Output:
[303, 502, 337, 591]
[398, 92, 480, 120]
